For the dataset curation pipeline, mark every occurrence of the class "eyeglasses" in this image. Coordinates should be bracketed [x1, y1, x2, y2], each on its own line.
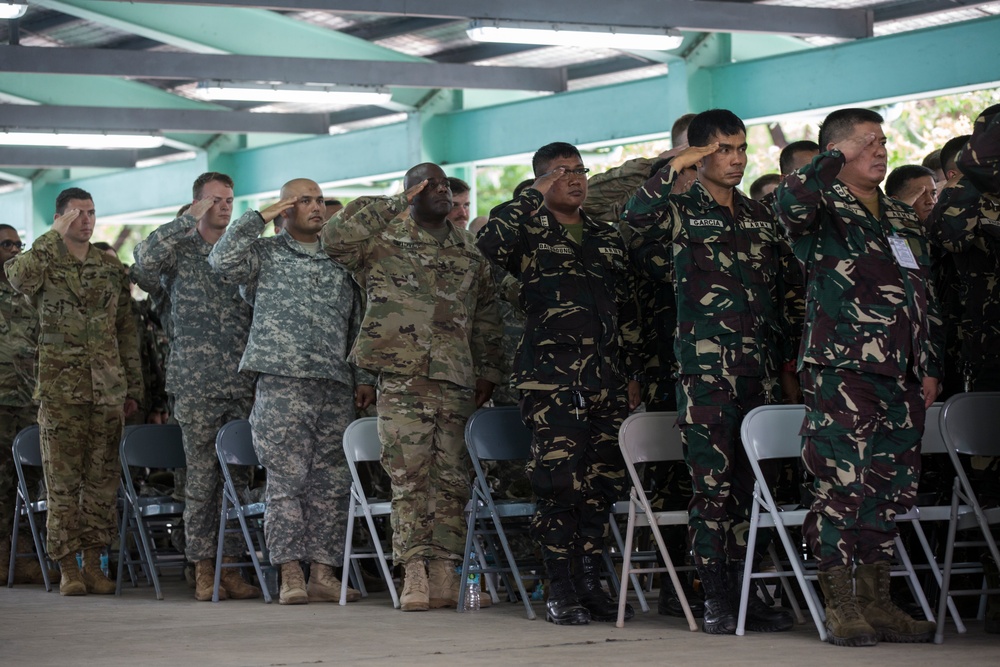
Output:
[562, 168, 590, 176]
[0, 240, 24, 251]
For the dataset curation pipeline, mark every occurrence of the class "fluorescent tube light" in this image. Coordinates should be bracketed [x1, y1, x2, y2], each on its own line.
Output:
[467, 20, 684, 51]
[193, 83, 392, 106]
[0, 2, 28, 20]
[0, 131, 165, 149]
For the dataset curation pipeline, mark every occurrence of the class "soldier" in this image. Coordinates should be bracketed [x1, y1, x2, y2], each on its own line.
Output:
[478, 142, 642, 627]
[446, 177, 472, 230]
[775, 108, 941, 646]
[132, 172, 261, 601]
[323, 164, 503, 612]
[886, 165, 938, 225]
[6, 188, 142, 596]
[624, 109, 793, 635]
[0, 224, 47, 585]
[209, 178, 376, 605]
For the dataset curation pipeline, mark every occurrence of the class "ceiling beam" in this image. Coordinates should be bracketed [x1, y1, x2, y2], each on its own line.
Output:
[0, 147, 137, 169]
[342, 17, 456, 42]
[0, 45, 567, 92]
[0, 104, 331, 134]
[872, 0, 995, 22]
[84, 0, 875, 39]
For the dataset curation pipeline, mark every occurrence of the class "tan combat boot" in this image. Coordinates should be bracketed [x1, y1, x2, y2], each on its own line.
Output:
[194, 559, 226, 601]
[219, 557, 261, 599]
[428, 558, 461, 609]
[307, 562, 360, 602]
[279, 561, 309, 605]
[855, 562, 935, 643]
[80, 548, 116, 594]
[817, 565, 877, 647]
[57, 554, 87, 596]
[0, 537, 57, 585]
[400, 559, 429, 611]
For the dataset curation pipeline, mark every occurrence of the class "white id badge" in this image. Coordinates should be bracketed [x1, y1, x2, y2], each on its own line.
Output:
[888, 235, 919, 269]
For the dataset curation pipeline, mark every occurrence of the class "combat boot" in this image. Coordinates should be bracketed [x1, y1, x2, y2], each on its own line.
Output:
[816, 565, 877, 647]
[400, 559, 429, 611]
[307, 562, 360, 603]
[194, 559, 226, 601]
[219, 556, 261, 599]
[728, 560, 793, 632]
[0, 537, 59, 585]
[428, 558, 461, 609]
[696, 562, 736, 634]
[57, 554, 86, 596]
[855, 562, 934, 643]
[80, 548, 116, 594]
[544, 559, 590, 625]
[279, 561, 309, 605]
[573, 554, 632, 622]
[658, 575, 705, 618]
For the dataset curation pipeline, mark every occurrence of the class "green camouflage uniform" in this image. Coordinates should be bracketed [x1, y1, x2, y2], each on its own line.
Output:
[776, 150, 942, 570]
[323, 194, 503, 564]
[209, 210, 376, 567]
[132, 213, 255, 561]
[0, 278, 40, 541]
[6, 231, 142, 561]
[477, 188, 641, 562]
[624, 165, 787, 567]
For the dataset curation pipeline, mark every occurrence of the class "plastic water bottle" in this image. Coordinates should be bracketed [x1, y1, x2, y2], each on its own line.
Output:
[464, 571, 482, 612]
[100, 552, 109, 577]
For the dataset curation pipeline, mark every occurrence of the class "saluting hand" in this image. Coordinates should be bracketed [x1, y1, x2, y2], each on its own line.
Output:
[186, 196, 217, 222]
[51, 209, 80, 236]
[530, 167, 567, 196]
[404, 179, 429, 204]
[833, 132, 877, 163]
[258, 197, 299, 224]
[668, 143, 719, 173]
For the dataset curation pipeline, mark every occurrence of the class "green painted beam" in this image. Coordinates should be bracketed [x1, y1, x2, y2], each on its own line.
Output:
[0, 73, 220, 109]
[700, 15, 1000, 121]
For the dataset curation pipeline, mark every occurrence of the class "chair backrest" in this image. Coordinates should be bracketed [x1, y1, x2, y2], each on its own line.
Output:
[215, 419, 259, 467]
[618, 412, 683, 465]
[120, 424, 186, 470]
[740, 404, 806, 463]
[940, 392, 1000, 458]
[343, 417, 380, 465]
[920, 402, 946, 455]
[464, 406, 532, 462]
[12, 425, 41, 467]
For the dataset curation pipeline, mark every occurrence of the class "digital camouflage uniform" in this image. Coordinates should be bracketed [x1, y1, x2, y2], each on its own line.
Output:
[776, 150, 942, 570]
[6, 231, 142, 561]
[0, 278, 39, 542]
[477, 188, 641, 562]
[625, 165, 787, 567]
[323, 194, 503, 564]
[209, 210, 376, 567]
[132, 212, 255, 561]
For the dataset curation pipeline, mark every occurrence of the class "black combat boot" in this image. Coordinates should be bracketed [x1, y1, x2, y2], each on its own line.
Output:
[727, 560, 794, 632]
[696, 562, 737, 634]
[545, 559, 590, 625]
[572, 554, 633, 622]
[658, 574, 705, 618]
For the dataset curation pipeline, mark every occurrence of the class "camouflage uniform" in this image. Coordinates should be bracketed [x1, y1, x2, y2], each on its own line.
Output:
[477, 188, 641, 562]
[0, 279, 39, 541]
[776, 150, 942, 570]
[6, 231, 142, 561]
[132, 212, 255, 561]
[209, 210, 375, 566]
[624, 165, 787, 567]
[323, 194, 503, 564]
[928, 104, 1000, 393]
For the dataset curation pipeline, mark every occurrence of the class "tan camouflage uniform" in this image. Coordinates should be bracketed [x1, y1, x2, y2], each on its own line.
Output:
[209, 210, 376, 567]
[323, 194, 503, 564]
[6, 231, 142, 561]
[132, 212, 255, 561]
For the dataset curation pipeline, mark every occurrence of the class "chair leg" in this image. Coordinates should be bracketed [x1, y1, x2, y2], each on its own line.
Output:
[212, 504, 227, 603]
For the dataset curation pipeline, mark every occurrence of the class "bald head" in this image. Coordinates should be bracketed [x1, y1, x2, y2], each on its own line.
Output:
[405, 162, 452, 226]
[277, 178, 326, 242]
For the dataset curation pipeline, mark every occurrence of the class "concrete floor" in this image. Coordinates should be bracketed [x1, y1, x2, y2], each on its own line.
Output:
[1, 577, 997, 666]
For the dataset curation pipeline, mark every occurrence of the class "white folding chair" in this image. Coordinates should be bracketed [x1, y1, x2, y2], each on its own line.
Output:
[935, 391, 1000, 644]
[8, 425, 53, 591]
[460, 406, 538, 619]
[341, 417, 399, 608]
[616, 412, 698, 631]
[213, 419, 271, 603]
[116, 424, 186, 600]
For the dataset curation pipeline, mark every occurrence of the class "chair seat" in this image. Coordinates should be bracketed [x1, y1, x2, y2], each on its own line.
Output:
[138, 502, 185, 518]
[366, 501, 392, 515]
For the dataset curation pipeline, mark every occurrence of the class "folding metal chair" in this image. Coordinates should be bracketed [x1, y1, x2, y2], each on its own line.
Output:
[459, 406, 538, 619]
[213, 419, 270, 603]
[8, 425, 53, 591]
[341, 417, 399, 608]
[616, 412, 699, 630]
[116, 424, 186, 600]
[935, 391, 1000, 644]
